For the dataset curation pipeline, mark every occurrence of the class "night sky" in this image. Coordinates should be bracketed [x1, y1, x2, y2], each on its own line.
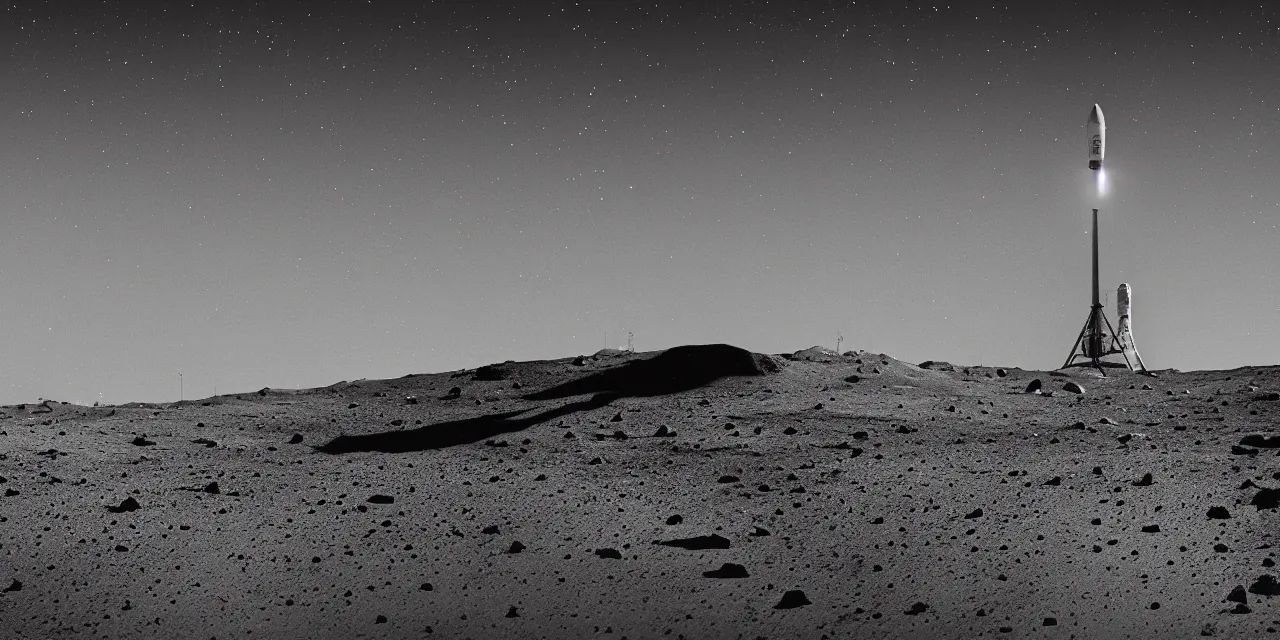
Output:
[4, 1, 1279, 405]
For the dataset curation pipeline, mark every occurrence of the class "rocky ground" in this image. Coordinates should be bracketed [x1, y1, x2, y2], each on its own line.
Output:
[3, 343, 1280, 639]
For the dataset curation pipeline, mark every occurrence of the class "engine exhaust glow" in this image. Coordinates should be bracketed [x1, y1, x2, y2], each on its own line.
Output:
[1096, 168, 1108, 197]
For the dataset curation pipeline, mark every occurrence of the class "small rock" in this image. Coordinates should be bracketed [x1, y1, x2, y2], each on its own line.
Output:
[717, 475, 740, 484]
[203, 482, 220, 494]
[610, 412, 623, 422]
[996, 368, 1008, 377]
[1024, 379, 1042, 393]
[905, 602, 929, 615]
[1132, 473, 1153, 486]
[1044, 477, 1062, 486]
[482, 525, 499, 535]
[703, 562, 749, 578]
[106, 497, 141, 513]
[1141, 524, 1161, 533]
[1232, 445, 1260, 456]
[773, 589, 812, 609]
[595, 548, 622, 559]
[2, 579, 21, 593]
[571, 356, 586, 366]
[1248, 574, 1280, 597]
[367, 494, 394, 504]
[1063, 381, 1085, 394]
[508, 541, 525, 554]
[749, 526, 771, 536]
[131, 435, 155, 446]
[1228, 585, 1248, 604]
[1207, 506, 1231, 519]
[288, 433, 303, 444]
[964, 508, 983, 519]
[666, 514, 683, 525]
[1043, 617, 1058, 626]
[505, 606, 519, 618]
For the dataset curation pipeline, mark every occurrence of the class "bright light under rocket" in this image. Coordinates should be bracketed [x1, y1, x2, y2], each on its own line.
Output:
[1087, 104, 1105, 170]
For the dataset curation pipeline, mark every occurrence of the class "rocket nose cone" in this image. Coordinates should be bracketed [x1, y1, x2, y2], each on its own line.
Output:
[1088, 105, 1101, 124]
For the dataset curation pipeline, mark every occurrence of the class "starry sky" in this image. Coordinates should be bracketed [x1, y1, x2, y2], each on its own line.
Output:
[4, 1, 1279, 405]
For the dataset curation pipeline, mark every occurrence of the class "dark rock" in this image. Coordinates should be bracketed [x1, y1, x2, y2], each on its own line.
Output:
[595, 548, 622, 559]
[783, 426, 798, 435]
[203, 482, 220, 494]
[1133, 473, 1153, 486]
[1240, 434, 1280, 448]
[2, 579, 21, 592]
[1044, 477, 1062, 486]
[1256, 488, 1280, 510]
[482, 525, 499, 535]
[1233, 445, 1260, 456]
[376, 615, 388, 624]
[1141, 524, 1161, 533]
[367, 494, 394, 504]
[405, 396, 418, 404]
[106, 497, 140, 513]
[1228, 585, 1248, 604]
[919, 361, 955, 371]
[653, 425, 671, 437]
[1043, 617, 1058, 626]
[774, 589, 812, 609]
[749, 526, 771, 536]
[1207, 506, 1231, 519]
[704, 563, 749, 578]
[717, 475, 739, 484]
[1249, 574, 1280, 597]
[347, 403, 359, 409]
[508, 541, 525, 554]
[666, 514, 683, 525]
[658, 534, 731, 550]
[845, 375, 861, 383]
[446, 386, 461, 398]
[131, 435, 155, 446]
[571, 356, 586, 366]
[905, 602, 929, 615]
[964, 508, 983, 519]
[610, 412, 623, 422]
[505, 606, 519, 618]
[996, 368, 1008, 377]
[1257, 392, 1280, 401]
[1117, 433, 1132, 444]
[192, 438, 217, 448]
[288, 433, 303, 444]
[1024, 379, 1042, 393]
[1063, 381, 1085, 394]
[473, 365, 508, 381]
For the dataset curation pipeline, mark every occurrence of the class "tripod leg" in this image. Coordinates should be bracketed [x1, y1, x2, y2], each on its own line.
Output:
[1063, 313, 1092, 369]
[1099, 311, 1134, 371]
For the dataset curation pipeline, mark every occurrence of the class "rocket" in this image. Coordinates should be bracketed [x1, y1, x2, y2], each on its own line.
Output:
[1087, 104, 1105, 170]
[1115, 283, 1148, 372]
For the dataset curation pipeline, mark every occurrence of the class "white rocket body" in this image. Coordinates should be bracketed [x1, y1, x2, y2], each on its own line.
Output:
[1115, 283, 1146, 370]
[1088, 104, 1105, 170]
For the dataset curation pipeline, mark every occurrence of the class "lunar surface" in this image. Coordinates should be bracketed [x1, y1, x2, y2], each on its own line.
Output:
[3, 343, 1280, 638]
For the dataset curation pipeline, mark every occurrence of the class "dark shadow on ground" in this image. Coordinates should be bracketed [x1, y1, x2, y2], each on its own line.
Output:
[315, 393, 618, 454]
[315, 344, 775, 454]
[522, 343, 774, 401]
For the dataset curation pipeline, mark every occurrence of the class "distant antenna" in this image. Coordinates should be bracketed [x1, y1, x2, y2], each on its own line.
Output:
[178, 372, 183, 402]
[836, 332, 843, 354]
